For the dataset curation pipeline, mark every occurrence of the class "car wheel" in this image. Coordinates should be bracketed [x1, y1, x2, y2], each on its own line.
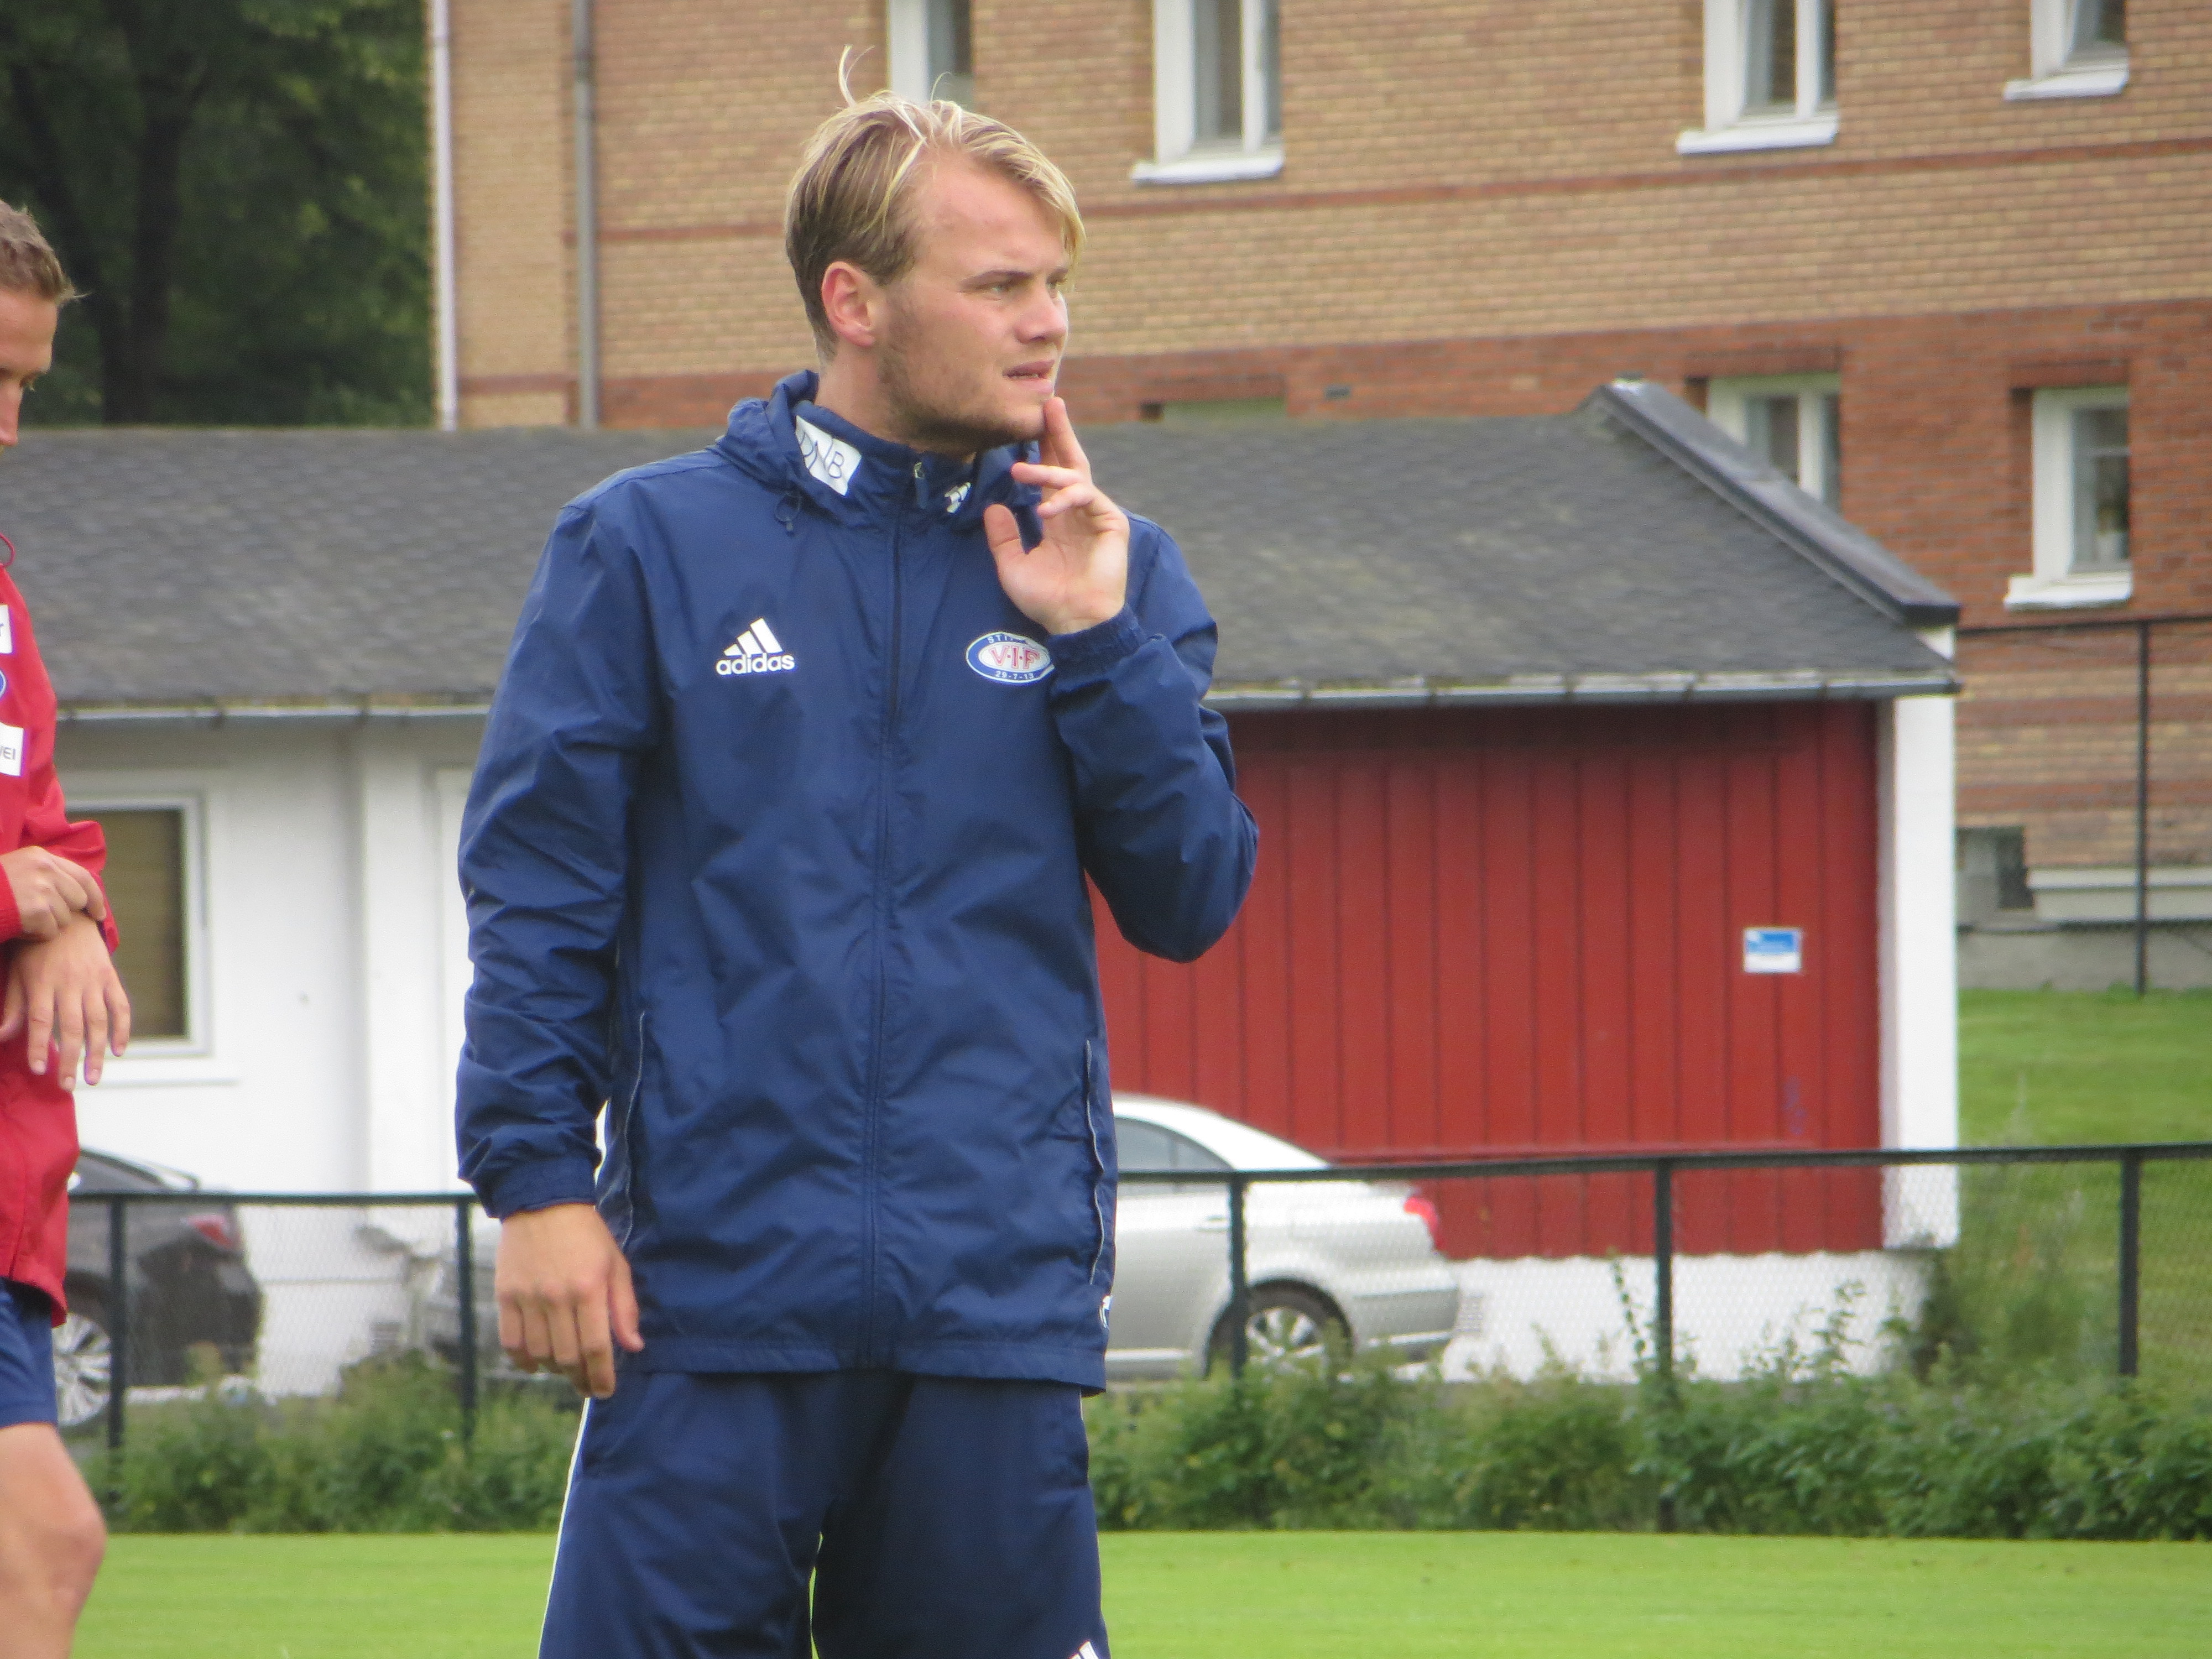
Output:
[52, 1299, 114, 1431]
[1208, 1285, 1348, 1374]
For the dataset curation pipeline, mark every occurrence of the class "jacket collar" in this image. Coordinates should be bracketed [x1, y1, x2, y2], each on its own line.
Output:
[716, 370, 1041, 533]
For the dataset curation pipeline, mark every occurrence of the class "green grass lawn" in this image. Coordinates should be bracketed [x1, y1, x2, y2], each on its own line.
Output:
[1960, 988, 2212, 1146]
[1954, 989, 2212, 1385]
[74, 1532, 2211, 1658]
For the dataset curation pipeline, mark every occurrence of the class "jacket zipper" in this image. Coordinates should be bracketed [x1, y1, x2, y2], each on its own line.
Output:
[858, 467, 919, 1365]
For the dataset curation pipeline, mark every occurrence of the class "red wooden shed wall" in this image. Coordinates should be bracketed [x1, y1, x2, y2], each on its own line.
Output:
[1093, 702, 1885, 1257]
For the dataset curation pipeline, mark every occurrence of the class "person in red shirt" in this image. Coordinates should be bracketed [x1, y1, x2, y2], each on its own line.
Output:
[0, 202, 132, 1659]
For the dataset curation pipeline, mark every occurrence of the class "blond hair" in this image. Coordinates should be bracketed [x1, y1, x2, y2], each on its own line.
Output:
[0, 201, 75, 305]
[784, 70, 1083, 356]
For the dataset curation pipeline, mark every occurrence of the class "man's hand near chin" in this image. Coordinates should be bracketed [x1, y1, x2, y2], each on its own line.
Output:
[495, 1201, 645, 1399]
[984, 397, 1130, 638]
[0, 912, 129, 1089]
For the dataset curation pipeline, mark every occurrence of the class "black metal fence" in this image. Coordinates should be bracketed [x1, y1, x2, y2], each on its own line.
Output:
[68, 1140, 2212, 1454]
[1136, 1139, 2212, 1385]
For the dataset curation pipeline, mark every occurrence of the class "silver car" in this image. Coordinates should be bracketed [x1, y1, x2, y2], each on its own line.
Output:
[1106, 1095, 1460, 1379]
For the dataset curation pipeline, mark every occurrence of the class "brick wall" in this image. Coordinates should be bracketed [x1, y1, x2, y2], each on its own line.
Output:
[443, 0, 2212, 869]
[448, 1, 2212, 432]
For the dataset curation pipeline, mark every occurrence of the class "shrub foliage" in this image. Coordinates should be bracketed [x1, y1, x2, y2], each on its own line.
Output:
[94, 1350, 2211, 1540]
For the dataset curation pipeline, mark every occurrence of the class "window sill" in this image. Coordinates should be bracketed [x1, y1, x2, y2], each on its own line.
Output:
[1676, 112, 1838, 156]
[2004, 568, 2132, 609]
[2004, 61, 2128, 101]
[1131, 147, 1284, 186]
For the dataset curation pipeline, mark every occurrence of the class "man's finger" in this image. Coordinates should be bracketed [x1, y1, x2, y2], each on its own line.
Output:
[1042, 397, 1091, 475]
[53, 984, 86, 1092]
[106, 976, 131, 1055]
[982, 502, 1026, 566]
[576, 1281, 618, 1399]
[54, 858, 102, 920]
[517, 1297, 556, 1374]
[0, 968, 23, 1043]
[85, 986, 111, 1084]
[497, 1293, 524, 1363]
[1035, 482, 1100, 521]
[1008, 462, 1082, 489]
[25, 979, 53, 1076]
[80, 986, 110, 1086]
[545, 1285, 588, 1379]
[611, 1253, 644, 1354]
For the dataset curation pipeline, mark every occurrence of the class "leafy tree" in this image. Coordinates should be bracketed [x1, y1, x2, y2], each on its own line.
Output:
[0, 0, 430, 426]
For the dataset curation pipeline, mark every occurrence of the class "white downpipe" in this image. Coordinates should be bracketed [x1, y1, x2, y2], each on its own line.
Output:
[430, 0, 458, 432]
[571, 0, 601, 430]
[1877, 627, 1961, 1248]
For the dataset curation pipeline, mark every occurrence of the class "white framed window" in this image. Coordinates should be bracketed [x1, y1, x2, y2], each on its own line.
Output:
[1134, 0, 1282, 185]
[1679, 0, 1838, 155]
[2006, 0, 2128, 101]
[2007, 386, 2131, 609]
[1707, 374, 1843, 510]
[72, 794, 210, 1053]
[887, 0, 973, 108]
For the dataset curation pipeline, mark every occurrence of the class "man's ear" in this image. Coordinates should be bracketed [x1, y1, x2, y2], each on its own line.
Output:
[820, 262, 883, 353]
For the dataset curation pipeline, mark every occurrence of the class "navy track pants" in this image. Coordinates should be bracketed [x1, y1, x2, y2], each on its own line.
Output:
[541, 1370, 1110, 1659]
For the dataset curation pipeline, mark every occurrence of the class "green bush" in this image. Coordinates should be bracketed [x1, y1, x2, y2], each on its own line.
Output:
[101, 1354, 579, 1533]
[1087, 1353, 2212, 1541]
[96, 1348, 2211, 1540]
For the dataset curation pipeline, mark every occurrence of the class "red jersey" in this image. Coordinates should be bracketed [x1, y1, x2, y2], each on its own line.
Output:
[0, 561, 117, 1321]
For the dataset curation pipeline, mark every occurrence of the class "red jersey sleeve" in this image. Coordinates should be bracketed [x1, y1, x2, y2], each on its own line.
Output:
[0, 570, 118, 950]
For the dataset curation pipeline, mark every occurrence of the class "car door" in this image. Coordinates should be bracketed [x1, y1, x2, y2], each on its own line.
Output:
[1108, 1119, 1235, 1362]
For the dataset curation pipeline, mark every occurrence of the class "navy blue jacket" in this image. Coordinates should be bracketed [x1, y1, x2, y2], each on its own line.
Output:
[456, 372, 1256, 1389]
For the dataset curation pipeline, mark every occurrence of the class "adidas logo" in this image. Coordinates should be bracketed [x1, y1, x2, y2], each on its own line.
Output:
[1071, 1645, 1101, 1659]
[716, 617, 796, 676]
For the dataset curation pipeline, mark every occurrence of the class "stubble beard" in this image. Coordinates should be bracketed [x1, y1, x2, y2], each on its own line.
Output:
[877, 307, 1045, 458]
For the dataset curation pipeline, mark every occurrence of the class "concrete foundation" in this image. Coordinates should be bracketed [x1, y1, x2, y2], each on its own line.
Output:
[1959, 921, 2212, 991]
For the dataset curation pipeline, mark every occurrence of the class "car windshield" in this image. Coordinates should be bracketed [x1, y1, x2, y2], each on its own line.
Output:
[1114, 1119, 1231, 1175]
[71, 1155, 169, 1193]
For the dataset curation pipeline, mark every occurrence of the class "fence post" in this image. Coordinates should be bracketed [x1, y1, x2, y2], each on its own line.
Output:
[1652, 1161, 1674, 1387]
[1652, 1160, 1677, 1535]
[1226, 1173, 1250, 1379]
[456, 1198, 478, 1446]
[106, 1195, 128, 1463]
[2132, 618, 2152, 998]
[2117, 1151, 2142, 1380]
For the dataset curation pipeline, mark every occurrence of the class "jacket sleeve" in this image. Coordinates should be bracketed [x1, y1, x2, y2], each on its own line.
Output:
[455, 500, 660, 1217]
[0, 687, 118, 953]
[1047, 520, 1258, 963]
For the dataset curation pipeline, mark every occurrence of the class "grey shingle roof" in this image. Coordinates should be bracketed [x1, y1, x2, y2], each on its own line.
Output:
[0, 384, 1955, 716]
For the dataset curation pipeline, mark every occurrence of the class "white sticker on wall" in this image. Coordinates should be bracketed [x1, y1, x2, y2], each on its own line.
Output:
[0, 723, 24, 778]
[1743, 927, 1803, 974]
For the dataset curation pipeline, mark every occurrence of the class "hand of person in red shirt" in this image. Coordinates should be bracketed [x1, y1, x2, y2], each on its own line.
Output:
[0, 912, 130, 1088]
[0, 847, 107, 940]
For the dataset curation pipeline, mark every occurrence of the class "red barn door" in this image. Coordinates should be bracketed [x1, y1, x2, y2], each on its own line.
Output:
[1092, 701, 1883, 1256]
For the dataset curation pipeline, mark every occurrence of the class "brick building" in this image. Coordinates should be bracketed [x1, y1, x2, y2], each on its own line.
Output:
[430, 0, 2211, 984]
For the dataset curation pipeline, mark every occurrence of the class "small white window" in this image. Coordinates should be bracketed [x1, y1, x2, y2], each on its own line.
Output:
[2006, 387, 2131, 609]
[2006, 0, 2128, 101]
[1707, 374, 1843, 510]
[887, 0, 973, 108]
[1679, 0, 1838, 155]
[1134, 0, 1282, 185]
[76, 797, 208, 1049]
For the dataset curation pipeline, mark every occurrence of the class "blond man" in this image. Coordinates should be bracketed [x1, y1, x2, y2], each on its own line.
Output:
[0, 201, 133, 1659]
[457, 92, 1255, 1658]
